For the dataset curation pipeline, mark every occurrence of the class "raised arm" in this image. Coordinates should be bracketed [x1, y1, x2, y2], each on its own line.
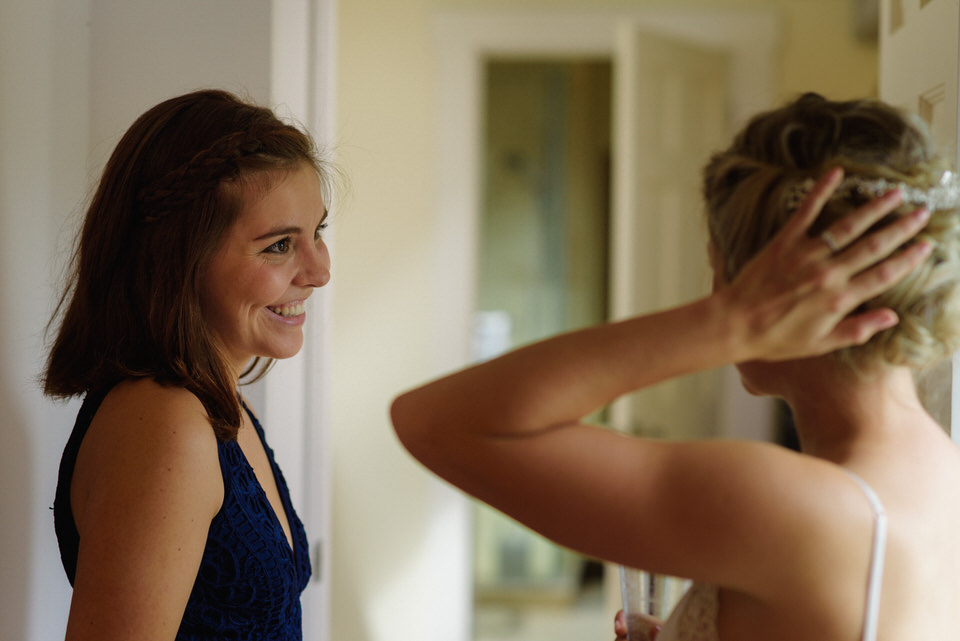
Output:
[390, 170, 931, 586]
[393, 170, 929, 444]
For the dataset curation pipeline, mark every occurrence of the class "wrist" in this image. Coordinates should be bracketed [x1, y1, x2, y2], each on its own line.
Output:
[705, 289, 753, 364]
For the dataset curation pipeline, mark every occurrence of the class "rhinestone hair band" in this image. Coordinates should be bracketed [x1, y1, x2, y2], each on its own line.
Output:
[784, 170, 960, 213]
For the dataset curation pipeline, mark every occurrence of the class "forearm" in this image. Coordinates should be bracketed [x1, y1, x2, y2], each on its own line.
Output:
[393, 177, 934, 446]
[392, 293, 740, 441]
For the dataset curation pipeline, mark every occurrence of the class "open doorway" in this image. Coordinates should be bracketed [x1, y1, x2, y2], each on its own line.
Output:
[433, 10, 781, 641]
[471, 59, 612, 641]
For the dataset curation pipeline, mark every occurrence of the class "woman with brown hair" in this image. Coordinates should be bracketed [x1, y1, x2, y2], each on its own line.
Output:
[45, 89, 334, 640]
[392, 94, 960, 641]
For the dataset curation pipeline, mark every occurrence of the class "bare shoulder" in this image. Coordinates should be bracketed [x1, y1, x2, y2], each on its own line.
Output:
[648, 439, 878, 589]
[98, 377, 214, 431]
[73, 378, 223, 529]
[95, 378, 218, 455]
[66, 379, 225, 639]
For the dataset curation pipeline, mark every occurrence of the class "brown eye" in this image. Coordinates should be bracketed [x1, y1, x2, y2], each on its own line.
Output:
[265, 238, 291, 254]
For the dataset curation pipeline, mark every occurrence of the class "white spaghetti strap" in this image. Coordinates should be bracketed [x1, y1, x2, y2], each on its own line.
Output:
[842, 469, 888, 641]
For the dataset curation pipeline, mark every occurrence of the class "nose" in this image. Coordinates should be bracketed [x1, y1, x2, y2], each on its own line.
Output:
[297, 238, 331, 289]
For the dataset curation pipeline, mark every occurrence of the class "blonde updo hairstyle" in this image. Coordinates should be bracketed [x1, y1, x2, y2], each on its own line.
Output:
[703, 93, 960, 370]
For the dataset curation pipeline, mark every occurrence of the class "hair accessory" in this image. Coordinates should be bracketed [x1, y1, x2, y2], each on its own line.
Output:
[784, 170, 960, 213]
[821, 229, 840, 253]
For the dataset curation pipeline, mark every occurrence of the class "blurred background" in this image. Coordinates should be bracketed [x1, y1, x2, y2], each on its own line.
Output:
[335, 3, 880, 641]
[0, 1, 890, 641]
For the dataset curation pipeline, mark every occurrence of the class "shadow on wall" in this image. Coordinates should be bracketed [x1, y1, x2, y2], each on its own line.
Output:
[0, 365, 33, 641]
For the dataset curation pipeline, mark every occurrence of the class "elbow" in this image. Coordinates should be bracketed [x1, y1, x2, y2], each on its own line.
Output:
[390, 389, 457, 472]
[390, 390, 428, 457]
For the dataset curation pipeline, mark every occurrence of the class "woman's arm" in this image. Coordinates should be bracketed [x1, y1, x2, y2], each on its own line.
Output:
[390, 171, 930, 588]
[65, 381, 222, 641]
[393, 171, 929, 444]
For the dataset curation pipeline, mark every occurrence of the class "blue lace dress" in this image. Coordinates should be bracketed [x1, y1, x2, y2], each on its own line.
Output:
[54, 388, 312, 641]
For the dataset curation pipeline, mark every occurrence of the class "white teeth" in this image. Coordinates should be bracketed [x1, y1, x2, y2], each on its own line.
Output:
[268, 302, 306, 317]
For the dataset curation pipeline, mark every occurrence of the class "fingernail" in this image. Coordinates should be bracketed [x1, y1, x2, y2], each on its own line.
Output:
[912, 207, 930, 222]
[914, 240, 934, 256]
[880, 313, 899, 330]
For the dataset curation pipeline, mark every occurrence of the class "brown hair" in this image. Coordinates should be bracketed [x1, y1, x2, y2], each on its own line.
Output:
[703, 93, 960, 370]
[43, 89, 333, 440]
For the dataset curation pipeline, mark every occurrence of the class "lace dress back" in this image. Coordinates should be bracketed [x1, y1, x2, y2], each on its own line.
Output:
[54, 389, 312, 641]
[656, 582, 719, 641]
[655, 469, 886, 641]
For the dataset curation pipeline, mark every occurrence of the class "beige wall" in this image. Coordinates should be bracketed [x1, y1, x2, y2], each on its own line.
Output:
[332, 2, 877, 641]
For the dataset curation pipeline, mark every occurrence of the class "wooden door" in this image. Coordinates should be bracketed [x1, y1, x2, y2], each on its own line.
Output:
[609, 27, 730, 440]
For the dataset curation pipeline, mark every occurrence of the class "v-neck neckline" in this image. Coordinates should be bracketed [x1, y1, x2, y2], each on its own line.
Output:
[234, 402, 296, 558]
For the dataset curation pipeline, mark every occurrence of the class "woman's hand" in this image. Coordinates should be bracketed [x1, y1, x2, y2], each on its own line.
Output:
[614, 609, 662, 641]
[391, 169, 932, 445]
[721, 167, 933, 362]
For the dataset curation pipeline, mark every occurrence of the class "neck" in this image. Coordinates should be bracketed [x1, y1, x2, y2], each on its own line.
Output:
[226, 354, 257, 385]
[781, 359, 930, 463]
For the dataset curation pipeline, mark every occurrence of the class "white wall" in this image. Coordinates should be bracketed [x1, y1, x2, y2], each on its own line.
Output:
[1, 3, 90, 639]
[87, 0, 272, 163]
[0, 2, 324, 639]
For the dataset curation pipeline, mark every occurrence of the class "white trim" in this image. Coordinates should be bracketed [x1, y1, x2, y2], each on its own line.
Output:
[303, 2, 338, 639]
[433, 5, 781, 441]
[266, 1, 337, 639]
[433, 6, 781, 637]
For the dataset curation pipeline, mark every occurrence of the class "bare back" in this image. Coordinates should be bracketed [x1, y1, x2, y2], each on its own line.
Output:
[715, 418, 960, 641]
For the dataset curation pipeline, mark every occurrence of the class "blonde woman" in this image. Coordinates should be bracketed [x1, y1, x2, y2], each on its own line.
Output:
[391, 94, 960, 641]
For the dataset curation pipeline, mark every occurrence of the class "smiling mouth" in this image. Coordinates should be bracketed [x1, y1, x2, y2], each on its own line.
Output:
[267, 301, 306, 317]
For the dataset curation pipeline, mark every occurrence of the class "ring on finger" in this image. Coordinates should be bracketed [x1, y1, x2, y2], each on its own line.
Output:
[821, 229, 841, 253]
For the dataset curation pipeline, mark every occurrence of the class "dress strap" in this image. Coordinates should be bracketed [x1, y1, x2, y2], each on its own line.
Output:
[841, 469, 887, 641]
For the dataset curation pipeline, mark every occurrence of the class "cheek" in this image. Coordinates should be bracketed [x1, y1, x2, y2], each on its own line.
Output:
[250, 267, 295, 303]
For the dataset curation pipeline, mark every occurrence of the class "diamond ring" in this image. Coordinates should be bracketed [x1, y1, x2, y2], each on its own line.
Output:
[821, 230, 840, 253]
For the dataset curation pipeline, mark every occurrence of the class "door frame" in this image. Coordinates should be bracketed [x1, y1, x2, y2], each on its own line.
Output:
[431, 6, 783, 439]
[430, 5, 782, 634]
[259, 1, 338, 639]
[878, 0, 960, 441]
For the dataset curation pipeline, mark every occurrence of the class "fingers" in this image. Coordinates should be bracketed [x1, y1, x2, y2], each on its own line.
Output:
[814, 186, 907, 257]
[818, 239, 932, 349]
[615, 611, 663, 641]
[614, 610, 628, 640]
[779, 167, 844, 242]
[615, 610, 627, 635]
[833, 206, 930, 273]
[827, 309, 901, 349]
[847, 238, 934, 302]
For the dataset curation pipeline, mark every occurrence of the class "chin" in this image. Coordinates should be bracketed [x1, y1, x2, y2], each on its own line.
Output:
[261, 336, 305, 361]
[273, 344, 304, 361]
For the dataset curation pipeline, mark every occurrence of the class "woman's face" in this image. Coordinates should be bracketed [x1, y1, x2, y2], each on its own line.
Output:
[201, 164, 330, 374]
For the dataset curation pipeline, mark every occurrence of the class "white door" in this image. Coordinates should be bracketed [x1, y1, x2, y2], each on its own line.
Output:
[879, 0, 960, 438]
[257, 1, 338, 637]
[609, 27, 730, 441]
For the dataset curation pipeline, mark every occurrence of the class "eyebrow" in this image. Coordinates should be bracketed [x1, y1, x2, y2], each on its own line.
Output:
[253, 209, 329, 241]
[254, 226, 300, 241]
